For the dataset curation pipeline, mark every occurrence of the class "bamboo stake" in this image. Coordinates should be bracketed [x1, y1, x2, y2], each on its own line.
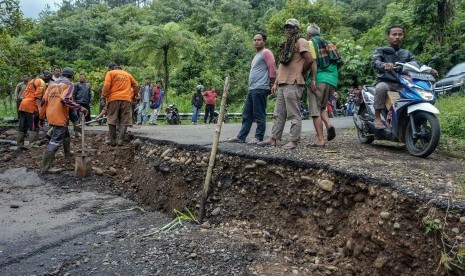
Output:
[198, 75, 230, 223]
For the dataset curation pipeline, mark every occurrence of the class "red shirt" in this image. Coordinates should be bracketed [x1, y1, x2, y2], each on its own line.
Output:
[153, 87, 161, 101]
[204, 90, 217, 105]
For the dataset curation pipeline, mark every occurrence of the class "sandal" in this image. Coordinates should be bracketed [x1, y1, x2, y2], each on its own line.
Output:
[257, 140, 276, 147]
[282, 144, 297, 150]
[327, 126, 336, 141]
[309, 142, 326, 148]
[227, 137, 245, 143]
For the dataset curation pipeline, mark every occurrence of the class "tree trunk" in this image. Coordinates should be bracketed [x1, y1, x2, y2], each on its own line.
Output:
[163, 46, 169, 103]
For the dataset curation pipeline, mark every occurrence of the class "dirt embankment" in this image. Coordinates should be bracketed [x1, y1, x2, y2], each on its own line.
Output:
[1, 127, 465, 275]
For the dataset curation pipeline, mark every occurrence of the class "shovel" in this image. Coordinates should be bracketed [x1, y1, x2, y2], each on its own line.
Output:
[74, 114, 92, 178]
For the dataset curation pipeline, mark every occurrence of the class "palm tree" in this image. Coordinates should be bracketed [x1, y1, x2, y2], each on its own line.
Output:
[130, 22, 198, 103]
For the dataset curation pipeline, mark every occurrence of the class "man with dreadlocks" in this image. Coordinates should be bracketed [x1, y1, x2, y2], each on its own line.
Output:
[258, 18, 313, 150]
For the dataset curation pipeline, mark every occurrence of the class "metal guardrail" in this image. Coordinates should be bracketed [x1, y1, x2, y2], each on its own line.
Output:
[1, 109, 346, 123]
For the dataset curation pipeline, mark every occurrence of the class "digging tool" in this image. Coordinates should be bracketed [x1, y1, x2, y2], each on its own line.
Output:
[74, 114, 92, 178]
[85, 116, 107, 125]
[198, 75, 230, 223]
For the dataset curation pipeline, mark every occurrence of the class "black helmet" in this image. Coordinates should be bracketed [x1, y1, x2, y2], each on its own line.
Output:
[62, 67, 74, 78]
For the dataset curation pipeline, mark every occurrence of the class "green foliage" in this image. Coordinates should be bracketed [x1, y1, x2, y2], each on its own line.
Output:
[436, 92, 465, 140]
[423, 216, 441, 234]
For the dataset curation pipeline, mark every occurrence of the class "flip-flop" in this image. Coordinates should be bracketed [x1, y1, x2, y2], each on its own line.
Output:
[227, 137, 245, 143]
[247, 138, 261, 144]
[309, 143, 325, 148]
[327, 126, 336, 141]
[282, 144, 297, 150]
[257, 141, 276, 147]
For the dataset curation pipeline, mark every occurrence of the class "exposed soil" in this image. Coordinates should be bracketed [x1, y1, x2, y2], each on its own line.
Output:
[1, 126, 465, 275]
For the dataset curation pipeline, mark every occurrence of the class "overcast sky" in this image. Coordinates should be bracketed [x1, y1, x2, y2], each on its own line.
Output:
[20, 0, 58, 19]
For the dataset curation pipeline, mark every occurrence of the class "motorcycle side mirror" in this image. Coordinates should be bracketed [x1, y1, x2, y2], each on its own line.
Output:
[381, 47, 396, 55]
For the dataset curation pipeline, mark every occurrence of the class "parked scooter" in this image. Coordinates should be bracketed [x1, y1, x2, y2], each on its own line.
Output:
[344, 92, 355, 117]
[165, 103, 181, 125]
[353, 57, 440, 158]
[213, 107, 229, 124]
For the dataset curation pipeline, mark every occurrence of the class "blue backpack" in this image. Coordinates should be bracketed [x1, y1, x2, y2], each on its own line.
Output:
[150, 90, 164, 109]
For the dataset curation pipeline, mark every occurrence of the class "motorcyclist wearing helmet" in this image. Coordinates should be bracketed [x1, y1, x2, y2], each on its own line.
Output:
[372, 25, 437, 129]
[40, 67, 88, 172]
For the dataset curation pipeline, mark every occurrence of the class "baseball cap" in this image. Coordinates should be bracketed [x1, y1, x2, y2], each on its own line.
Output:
[284, 18, 300, 29]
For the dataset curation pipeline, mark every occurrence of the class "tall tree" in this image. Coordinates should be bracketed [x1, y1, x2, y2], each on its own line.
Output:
[130, 22, 197, 102]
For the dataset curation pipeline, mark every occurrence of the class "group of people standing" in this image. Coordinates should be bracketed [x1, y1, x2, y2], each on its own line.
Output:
[14, 62, 140, 172]
[190, 85, 218, 125]
[229, 18, 341, 149]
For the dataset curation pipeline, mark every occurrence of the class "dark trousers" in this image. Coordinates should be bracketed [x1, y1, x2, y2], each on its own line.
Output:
[16, 99, 22, 117]
[237, 89, 268, 141]
[18, 111, 39, 132]
[204, 104, 215, 124]
[77, 103, 91, 122]
[47, 125, 70, 152]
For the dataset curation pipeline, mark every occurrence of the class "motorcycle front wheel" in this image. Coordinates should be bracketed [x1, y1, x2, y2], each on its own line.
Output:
[405, 112, 440, 158]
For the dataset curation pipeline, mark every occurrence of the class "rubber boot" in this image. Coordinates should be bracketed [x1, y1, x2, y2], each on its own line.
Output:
[16, 131, 26, 150]
[28, 131, 39, 148]
[108, 125, 117, 146]
[118, 126, 127, 146]
[73, 122, 81, 138]
[63, 137, 73, 157]
[42, 151, 55, 172]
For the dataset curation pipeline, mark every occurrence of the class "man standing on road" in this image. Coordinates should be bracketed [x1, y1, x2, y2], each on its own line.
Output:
[102, 63, 139, 146]
[52, 67, 61, 82]
[191, 85, 204, 125]
[40, 67, 88, 172]
[137, 77, 154, 125]
[258, 19, 313, 150]
[14, 73, 29, 115]
[16, 71, 51, 149]
[74, 73, 93, 124]
[305, 23, 342, 147]
[228, 32, 276, 144]
[372, 25, 437, 129]
[203, 86, 218, 124]
[148, 80, 163, 125]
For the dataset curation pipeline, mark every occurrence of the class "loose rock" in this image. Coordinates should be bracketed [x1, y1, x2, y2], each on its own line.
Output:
[318, 180, 334, 192]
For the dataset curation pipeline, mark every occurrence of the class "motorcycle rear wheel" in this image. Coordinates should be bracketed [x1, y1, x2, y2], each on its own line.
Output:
[356, 127, 374, 144]
[405, 112, 440, 158]
[355, 111, 374, 144]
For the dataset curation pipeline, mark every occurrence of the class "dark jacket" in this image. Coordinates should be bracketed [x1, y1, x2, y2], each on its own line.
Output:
[191, 90, 203, 109]
[74, 82, 93, 105]
[372, 46, 417, 83]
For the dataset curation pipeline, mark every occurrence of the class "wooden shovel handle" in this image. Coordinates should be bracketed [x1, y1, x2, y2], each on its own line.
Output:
[81, 114, 85, 155]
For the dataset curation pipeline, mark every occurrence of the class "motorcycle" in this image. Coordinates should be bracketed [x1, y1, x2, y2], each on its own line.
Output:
[353, 58, 440, 158]
[344, 92, 355, 117]
[165, 103, 181, 125]
[213, 107, 229, 124]
[301, 102, 309, 120]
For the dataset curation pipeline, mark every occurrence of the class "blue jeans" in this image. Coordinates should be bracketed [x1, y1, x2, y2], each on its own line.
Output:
[137, 102, 150, 124]
[192, 105, 201, 124]
[237, 89, 268, 141]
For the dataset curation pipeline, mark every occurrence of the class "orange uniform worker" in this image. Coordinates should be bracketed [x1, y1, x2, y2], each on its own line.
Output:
[101, 63, 139, 146]
[16, 70, 52, 149]
[39, 67, 88, 172]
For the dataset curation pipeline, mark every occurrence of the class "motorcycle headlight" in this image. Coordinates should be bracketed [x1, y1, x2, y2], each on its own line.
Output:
[417, 89, 434, 101]
[453, 78, 465, 86]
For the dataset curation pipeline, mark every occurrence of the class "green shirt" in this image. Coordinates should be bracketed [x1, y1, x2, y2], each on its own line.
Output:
[306, 42, 339, 88]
